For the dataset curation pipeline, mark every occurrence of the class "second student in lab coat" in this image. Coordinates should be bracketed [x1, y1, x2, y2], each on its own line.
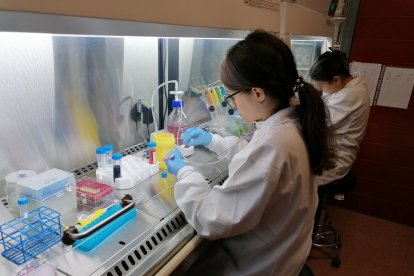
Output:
[310, 50, 370, 186]
[166, 30, 335, 275]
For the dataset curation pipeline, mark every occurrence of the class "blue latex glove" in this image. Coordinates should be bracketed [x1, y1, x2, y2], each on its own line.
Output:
[166, 148, 186, 175]
[182, 128, 212, 147]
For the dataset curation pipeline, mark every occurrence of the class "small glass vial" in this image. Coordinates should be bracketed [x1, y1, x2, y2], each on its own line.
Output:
[96, 147, 107, 169]
[112, 153, 122, 182]
[18, 197, 28, 219]
[147, 142, 157, 164]
[104, 145, 114, 166]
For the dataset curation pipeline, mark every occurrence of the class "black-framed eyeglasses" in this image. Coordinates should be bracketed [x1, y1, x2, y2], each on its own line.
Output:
[224, 89, 245, 109]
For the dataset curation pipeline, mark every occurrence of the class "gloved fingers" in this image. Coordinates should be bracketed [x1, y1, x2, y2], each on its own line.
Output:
[166, 158, 174, 167]
[173, 147, 183, 159]
[184, 139, 197, 147]
[164, 149, 175, 162]
[165, 148, 183, 160]
[166, 159, 177, 175]
[182, 128, 198, 145]
[182, 127, 212, 146]
[166, 149, 186, 175]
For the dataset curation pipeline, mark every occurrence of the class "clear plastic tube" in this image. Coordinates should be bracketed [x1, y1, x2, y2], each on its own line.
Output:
[215, 86, 224, 103]
[18, 197, 28, 219]
[104, 145, 114, 166]
[96, 147, 107, 169]
[210, 88, 220, 106]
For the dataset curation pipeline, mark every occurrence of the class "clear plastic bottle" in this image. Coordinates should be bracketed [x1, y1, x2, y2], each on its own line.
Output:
[167, 100, 188, 145]
[18, 197, 28, 219]
[5, 170, 36, 214]
[112, 153, 122, 182]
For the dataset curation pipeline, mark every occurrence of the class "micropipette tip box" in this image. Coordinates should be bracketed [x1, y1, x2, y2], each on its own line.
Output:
[76, 177, 113, 207]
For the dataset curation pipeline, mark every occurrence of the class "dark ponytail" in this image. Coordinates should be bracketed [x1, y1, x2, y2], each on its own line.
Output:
[220, 30, 335, 175]
[295, 82, 335, 175]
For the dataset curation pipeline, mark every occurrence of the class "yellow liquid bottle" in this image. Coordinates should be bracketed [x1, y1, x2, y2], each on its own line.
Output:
[153, 132, 175, 170]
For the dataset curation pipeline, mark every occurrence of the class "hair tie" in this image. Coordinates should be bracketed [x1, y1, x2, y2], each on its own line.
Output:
[290, 76, 304, 106]
[293, 76, 305, 92]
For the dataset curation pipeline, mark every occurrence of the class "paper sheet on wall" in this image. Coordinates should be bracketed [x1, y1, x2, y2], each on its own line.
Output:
[350, 61, 382, 106]
[376, 67, 414, 109]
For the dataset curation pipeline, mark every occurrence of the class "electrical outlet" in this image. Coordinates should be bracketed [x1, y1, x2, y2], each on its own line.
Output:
[142, 103, 153, 125]
[130, 103, 141, 122]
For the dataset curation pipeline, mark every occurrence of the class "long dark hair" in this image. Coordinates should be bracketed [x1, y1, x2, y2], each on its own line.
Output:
[310, 49, 350, 81]
[220, 30, 334, 175]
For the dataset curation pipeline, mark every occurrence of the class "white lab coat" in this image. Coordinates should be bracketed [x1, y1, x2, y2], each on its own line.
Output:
[174, 107, 317, 276]
[314, 75, 370, 186]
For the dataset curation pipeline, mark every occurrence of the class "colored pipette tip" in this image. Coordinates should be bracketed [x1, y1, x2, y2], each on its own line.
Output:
[163, 153, 175, 162]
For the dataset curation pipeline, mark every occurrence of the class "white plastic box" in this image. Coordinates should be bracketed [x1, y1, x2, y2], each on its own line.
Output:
[16, 168, 76, 215]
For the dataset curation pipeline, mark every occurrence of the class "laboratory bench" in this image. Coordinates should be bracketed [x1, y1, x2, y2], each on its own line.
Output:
[0, 141, 229, 276]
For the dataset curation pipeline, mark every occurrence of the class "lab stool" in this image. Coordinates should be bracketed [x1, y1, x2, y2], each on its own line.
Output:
[312, 171, 357, 268]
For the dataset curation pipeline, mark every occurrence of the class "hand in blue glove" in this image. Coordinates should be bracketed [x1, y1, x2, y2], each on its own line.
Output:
[166, 148, 186, 175]
[182, 128, 212, 147]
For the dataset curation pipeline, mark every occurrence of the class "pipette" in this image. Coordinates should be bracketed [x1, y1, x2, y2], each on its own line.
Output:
[163, 152, 176, 162]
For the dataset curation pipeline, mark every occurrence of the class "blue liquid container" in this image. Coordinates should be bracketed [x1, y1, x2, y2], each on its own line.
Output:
[112, 153, 122, 181]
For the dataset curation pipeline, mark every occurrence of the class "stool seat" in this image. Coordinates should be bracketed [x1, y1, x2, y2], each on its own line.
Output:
[312, 171, 357, 268]
[318, 172, 357, 195]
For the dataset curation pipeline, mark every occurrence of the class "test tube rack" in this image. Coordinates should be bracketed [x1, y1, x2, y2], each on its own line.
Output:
[0, 206, 62, 265]
[97, 155, 159, 186]
[201, 84, 228, 112]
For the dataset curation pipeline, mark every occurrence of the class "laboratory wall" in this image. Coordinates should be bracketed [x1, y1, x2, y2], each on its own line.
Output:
[0, 0, 333, 37]
[335, 0, 414, 226]
[284, 0, 333, 37]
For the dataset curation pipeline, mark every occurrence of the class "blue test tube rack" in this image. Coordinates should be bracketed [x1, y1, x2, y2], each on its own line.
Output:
[0, 206, 62, 265]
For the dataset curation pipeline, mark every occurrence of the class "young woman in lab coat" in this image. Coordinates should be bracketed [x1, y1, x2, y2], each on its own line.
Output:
[310, 50, 370, 186]
[166, 30, 335, 275]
